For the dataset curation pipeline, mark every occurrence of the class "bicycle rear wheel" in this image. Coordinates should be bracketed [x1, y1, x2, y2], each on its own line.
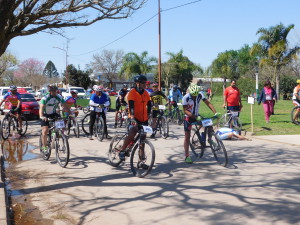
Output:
[130, 139, 155, 178]
[209, 131, 228, 167]
[108, 134, 125, 167]
[55, 131, 70, 167]
[160, 116, 169, 138]
[19, 115, 28, 136]
[190, 128, 205, 158]
[291, 106, 300, 125]
[96, 117, 105, 141]
[39, 133, 51, 160]
[1, 117, 10, 140]
[116, 112, 123, 127]
[81, 113, 90, 135]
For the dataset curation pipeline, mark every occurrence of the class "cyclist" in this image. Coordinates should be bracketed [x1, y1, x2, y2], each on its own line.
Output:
[149, 82, 168, 138]
[182, 83, 217, 164]
[216, 127, 251, 141]
[89, 86, 111, 140]
[118, 75, 151, 166]
[167, 85, 182, 115]
[114, 84, 129, 128]
[292, 79, 300, 122]
[64, 90, 81, 117]
[145, 81, 153, 94]
[0, 85, 23, 133]
[39, 85, 71, 154]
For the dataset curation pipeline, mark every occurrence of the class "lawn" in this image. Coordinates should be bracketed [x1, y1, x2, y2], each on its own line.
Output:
[78, 95, 300, 136]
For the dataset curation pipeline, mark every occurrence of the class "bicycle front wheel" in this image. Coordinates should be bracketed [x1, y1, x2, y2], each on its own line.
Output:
[130, 139, 155, 178]
[190, 128, 205, 158]
[161, 116, 169, 139]
[81, 113, 90, 135]
[108, 134, 125, 167]
[209, 132, 228, 167]
[116, 112, 123, 128]
[1, 117, 10, 140]
[96, 117, 105, 142]
[83, 106, 90, 114]
[19, 115, 28, 136]
[55, 131, 70, 168]
[291, 106, 300, 125]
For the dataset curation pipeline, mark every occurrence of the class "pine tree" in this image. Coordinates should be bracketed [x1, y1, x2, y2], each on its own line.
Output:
[43, 61, 59, 78]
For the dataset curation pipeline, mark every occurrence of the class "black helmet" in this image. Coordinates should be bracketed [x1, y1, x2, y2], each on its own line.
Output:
[48, 84, 58, 91]
[9, 85, 17, 91]
[134, 75, 147, 83]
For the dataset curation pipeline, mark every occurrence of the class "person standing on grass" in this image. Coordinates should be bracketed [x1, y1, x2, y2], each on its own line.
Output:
[223, 80, 243, 112]
[258, 80, 277, 123]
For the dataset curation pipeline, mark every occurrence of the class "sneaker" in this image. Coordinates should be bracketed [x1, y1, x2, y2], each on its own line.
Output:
[185, 156, 193, 164]
[42, 146, 49, 155]
[150, 133, 155, 139]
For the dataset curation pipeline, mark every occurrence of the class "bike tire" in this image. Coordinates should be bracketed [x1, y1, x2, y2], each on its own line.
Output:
[117, 112, 123, 128]
[291, 106, 300, 125]
[39, 133, 51, 160]
[81, 113, 90, 135]
[190, 128, 205, 158]
[73, 119, 80, 138]
[55, 131, 70, 168]
[96, 117, 105, 142]
[108, 134, 125, 167]
[209, 131, 228, 167]
[19, 115, 28, 136]
[67, 117, 71, 136]
[1, 117, 10, 140]
[9, 117, 18, 136]
[130, 139, 155, 178]
[161, 116, 169, 139]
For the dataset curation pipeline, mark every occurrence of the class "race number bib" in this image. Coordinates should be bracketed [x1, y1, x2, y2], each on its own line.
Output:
[202, 119, 213, 127]
[231, 111, 239, 117]
[143, 126, 153, 134]
[55, 120, 65, 129]
[159, 105, 166, 110]
[95, 107, 102, 112]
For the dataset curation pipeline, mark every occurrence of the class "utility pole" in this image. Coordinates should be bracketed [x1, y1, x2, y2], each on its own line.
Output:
[158, 0, 162, 91]
[53, 39, 70, 87]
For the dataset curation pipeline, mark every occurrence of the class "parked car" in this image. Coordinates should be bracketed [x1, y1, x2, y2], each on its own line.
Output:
[20, 93, 39, 120]
[62, 86, 86, 99]
[36, 88, 47, 98]
[0, 86, 10, 113]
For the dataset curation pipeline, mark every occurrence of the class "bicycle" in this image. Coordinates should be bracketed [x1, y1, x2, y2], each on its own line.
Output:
[218, 109, 242, 134]
[83, 105, 90, 114]
[189, 115, 228, 167]
[108, 123, 155, 178]
[1, 109, 28, 140]
[81, 104, 106, 141]
[291, 106, 300, 125]
[39, 116, 70, 168]
[116, 104, 129, 128]
[165, 102, 184, 125]
[65, 109, 80, 138]
[149, 104, 169, 139]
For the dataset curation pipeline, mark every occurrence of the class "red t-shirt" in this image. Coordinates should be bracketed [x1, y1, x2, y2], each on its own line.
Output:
[224, 86, 241, 106]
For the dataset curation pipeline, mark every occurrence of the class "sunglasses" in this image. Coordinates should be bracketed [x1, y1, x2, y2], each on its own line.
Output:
[139, 81, 146, 84]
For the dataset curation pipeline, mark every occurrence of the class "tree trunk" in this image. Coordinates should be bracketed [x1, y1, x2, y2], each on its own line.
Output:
[276, 74, 280, 100]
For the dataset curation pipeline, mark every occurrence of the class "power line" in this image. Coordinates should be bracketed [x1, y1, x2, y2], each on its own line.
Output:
[70, 0, 202, 57]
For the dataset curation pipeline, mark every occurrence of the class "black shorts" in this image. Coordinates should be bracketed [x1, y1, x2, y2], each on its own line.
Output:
[11, 106, 21, 114]
[40, 113, 61, 127]
[183, 117, 197, 132]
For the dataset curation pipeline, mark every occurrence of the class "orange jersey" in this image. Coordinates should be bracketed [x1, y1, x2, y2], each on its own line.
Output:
[224, 86, 241, 106]
[127, 88, 150, 122]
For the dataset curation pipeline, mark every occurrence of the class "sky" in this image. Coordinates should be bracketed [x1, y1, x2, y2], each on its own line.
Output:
[7, 0, 300, 75]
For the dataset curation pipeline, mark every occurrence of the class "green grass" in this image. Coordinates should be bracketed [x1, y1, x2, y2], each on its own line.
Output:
[79, 95, 300, 136]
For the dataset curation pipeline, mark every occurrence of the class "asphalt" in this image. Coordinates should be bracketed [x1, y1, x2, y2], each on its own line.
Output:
[0, 112, 300, 225]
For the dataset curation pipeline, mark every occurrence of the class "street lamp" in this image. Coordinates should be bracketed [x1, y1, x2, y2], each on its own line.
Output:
[255, 67, 259, 101]
[53, 43, 69, 87]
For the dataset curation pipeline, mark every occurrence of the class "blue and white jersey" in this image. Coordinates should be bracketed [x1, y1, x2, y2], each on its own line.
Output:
[168, 88, 182, 102]
[89, 93, 110, 111]
[216, 127, 239, 136]
[182, 92, 206, 117]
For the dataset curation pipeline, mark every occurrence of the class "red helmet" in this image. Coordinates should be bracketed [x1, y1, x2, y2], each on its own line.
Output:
[146, 81, 151, 85]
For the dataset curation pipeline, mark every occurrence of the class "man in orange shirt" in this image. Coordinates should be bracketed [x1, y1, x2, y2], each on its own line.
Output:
[118, 75, 151, 161]
[223, 80, 243, 112]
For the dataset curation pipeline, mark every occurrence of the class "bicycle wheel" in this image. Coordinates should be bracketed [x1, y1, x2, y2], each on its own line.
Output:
[108, 134, 125, 167]
[116, 112, 123, 127]
[9, 117, 18, 136]
[73, 118, 80, 138]
[190, 128, 205, 158]
[81, 113, 90, 135]
[218, 114, 228, 128]
[160, 116, 169, 139]
[130, 139, 155, 178]
[19, 115, 28, 136]
[1, 117, 10, 140]
[96, 117, 105, 141]
[55, 131, 70, 168]
[83, 106, 90, 114]
[209, 131, 228, 167]
[39, 133, 51, 160]
[291, 106, 300, 125]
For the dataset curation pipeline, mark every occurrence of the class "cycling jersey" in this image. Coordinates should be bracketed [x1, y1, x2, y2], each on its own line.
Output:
[292, 85, 300, 102]
[64, 96, 77, 108]
[216, 127, 238, 140]
[40, 94, 65, 115]
[116, 89, 129, 103]
[3, 92, 21, 107]
[89, 93, 110, 111]
[182, 92, 206, 117]
[168, 89, 182, 102]
[145, 88, 153, 94]
[127, 88, 150, 122]
[150, 90, 166, 110]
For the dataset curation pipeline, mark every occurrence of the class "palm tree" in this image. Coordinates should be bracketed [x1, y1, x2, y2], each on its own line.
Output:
[251, 23, 300, 98]
[120, 51, 157, 79]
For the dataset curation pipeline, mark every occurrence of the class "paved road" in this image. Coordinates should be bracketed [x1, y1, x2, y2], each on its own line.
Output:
[1, 111, 300, 225]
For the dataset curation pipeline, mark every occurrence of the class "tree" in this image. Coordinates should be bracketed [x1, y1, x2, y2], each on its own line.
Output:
[91, 49, 124, 88]
[280, 75, 296, 96]
[0, 51, 18, 76]
[66, 65, 92, 89]
[251, 23, 300, 98]
[43, 61, 59, 79]
[0, 0, 146, 56]
[120, 51, 157, 78]
[14, 58, 46, 88]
